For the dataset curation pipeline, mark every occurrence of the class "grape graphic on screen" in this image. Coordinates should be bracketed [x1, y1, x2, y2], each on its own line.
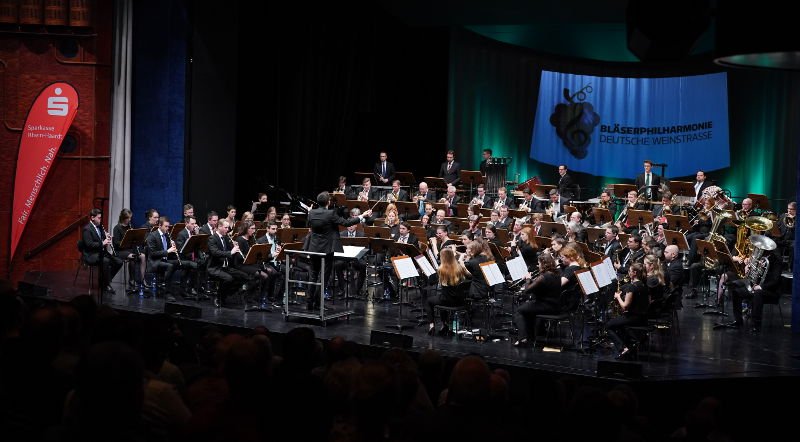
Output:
[549, 85, 600, 159]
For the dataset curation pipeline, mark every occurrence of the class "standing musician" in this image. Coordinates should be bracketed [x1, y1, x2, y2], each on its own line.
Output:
[207, 219, 248, 307]
[256, 222, 284, 305]
[373, 151, 396, 185]
[479, 148, 493, 176]
[83, 208, 123, 294]
[692, 170, 711, 203]
[778, 202, 796, 269]
[113, 208, 146, 289]
[634, 159, 662, 201]
[557, 164, 580, 204]
[513, 254, 563, 347]
[173, 215, 201, 298]
[608, 262, 649, 359]
[438, 150, 461, 186]
[145, 216, 183, 301]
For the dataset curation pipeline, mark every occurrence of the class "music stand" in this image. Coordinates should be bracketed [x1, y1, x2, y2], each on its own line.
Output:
[396, 201, 419, 220]
[431, 202, 446, 214]
[564, 205, 577, 215]
[747, 193, 771, 211]
[608, 184, 636, 198]
[460, 170, 483, 198]
[277, 227, 310, 244]
[585, 250, 603, 263]
[627, 209, 654, 231]
[119, 228, 150, 294]
[533, 236, 552, 250]
[364, 225, 392, 239]
[456, 203, 471, 218]
[339, 237, 370, 301]
[242, 243, 273, 312]
[665, 214, 690, 233]
[488, 242, 510, 261]
[663, 229, 689, 251]
[331, 192, 346, 207]
[255, 228, 268, 239]
[424, 177, 448, 193]
[617, 232, 631, 247]
[540, 221, 567, 237]
[592, 207, 613, 226]
[586, 227, 606, 245]
[693, 239, 720, 310]
[495, 227, 510, 245]
[508, 209, 528, 220]
[170, 223, 185, 240]
[343, 199, 370, 215]
[394, 171, 416, 187]
[669, 180, 696, 198]
[479, 208, 493, 217]
[355, 171, 373, 183]
[533, 184, 556, 198]
[410, 226, 429, 242]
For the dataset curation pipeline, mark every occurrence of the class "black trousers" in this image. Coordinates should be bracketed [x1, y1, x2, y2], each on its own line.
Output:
[607, 313, 646, 350]
[513, 301, 560, 341]
[425, 292, 464, 323]
[309, 253, 335, 307]
[729, 279, 776, 327]
[86, 253, 123, 288]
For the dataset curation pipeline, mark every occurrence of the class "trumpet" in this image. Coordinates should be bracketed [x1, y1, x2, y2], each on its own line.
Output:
[358, 188, 370, 202]
[470, 196, 483, 206]
[386, 191, 399, 203]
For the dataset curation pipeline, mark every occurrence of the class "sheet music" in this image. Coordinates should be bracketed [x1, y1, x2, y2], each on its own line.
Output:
[479, 261, 505, 286]
[590, 261, 612, 287]
[414, 255, 436, 277]
[602, 257, 617, 280]
[426, 249, 439, 269]
[576, 270, 599, 295]
[505, 256, 528, 281]
[392, 256, 419, 279]
[335, 246, 367, 259]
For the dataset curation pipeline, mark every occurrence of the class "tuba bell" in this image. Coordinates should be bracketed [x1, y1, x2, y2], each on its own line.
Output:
[735, 216, 773, 258]
[741, 234, 777, 287]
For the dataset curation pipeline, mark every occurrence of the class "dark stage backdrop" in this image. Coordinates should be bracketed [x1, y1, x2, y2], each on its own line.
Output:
[231, 3, 449, 210]
[447, 28, 800, 207]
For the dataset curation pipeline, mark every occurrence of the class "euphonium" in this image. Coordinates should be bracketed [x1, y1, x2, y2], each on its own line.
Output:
[742, 235, 777, 287]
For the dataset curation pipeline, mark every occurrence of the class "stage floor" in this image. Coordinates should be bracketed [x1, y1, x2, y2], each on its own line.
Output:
[22, 269, 800, 382]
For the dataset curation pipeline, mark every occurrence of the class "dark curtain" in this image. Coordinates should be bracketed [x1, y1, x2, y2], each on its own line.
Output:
[234, 3, 449, 208]
[448, 27, 799, 207]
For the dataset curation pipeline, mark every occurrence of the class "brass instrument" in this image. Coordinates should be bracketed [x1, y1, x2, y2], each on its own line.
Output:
[742, 235, 777, 290]
[615, 204, 629, 225]
[786, 214, 795, 229]
[386, 192, 398, 203]
[493, 199, 504, 210]
[735, 216, 773, 260]
[707, 208, 733, 243]
[358, 188, 370, 202]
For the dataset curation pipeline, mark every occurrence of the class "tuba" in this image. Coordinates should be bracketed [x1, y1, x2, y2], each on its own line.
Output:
[742, 234, 777, 288]
[735, 216, 773, 259]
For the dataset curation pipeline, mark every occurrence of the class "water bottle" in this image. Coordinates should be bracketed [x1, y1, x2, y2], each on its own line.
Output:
[451, 315, 457, 332]
[324, 287, 331, 300]
[138, 281, 144, 298]
[151, 273, 157, 292]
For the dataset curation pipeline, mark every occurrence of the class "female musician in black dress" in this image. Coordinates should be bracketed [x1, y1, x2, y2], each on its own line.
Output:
[643, 254, 666, 316]
[516, 227, 539, 272]
[463, 241, 490, 299]
[426, 248, 472, 335]
[513, 254, 563, 347]
[608, 262, 649, 359]
[113, 208, 146, 288]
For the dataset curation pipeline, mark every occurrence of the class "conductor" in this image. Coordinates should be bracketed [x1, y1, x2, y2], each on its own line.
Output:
[304, 191, 372, 310]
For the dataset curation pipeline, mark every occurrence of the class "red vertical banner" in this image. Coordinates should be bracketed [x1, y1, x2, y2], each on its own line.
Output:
[10, 83, 79, 262]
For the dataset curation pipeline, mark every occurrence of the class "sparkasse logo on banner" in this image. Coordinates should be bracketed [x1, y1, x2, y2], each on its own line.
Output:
[10, 83, 79, 262]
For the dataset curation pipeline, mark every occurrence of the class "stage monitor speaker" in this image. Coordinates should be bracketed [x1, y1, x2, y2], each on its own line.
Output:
[597, 360, 643, 380]
[164, 302, 202, 319]
[17, 281, 50, 297]
[370, 330, 413, 349]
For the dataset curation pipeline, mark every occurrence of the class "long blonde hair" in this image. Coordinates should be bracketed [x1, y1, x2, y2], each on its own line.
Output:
[438, 248, 470, 286]
[644, 254, 665, 285]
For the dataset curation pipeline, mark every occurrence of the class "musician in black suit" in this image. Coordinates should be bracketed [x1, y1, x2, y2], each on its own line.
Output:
[479, 148, 492, 176]
[442, 185, 460, 217]
[356, 177, 379, 202]
[199, 211, 219, 235]
[602, 226, 622, 258]
[557, 165, 579, 203]
[652, 191, 679, 220]
[207, 219, 249, 306]
[145, 216, 184, 300]
[304, 191, 372, 310]
[256, 221, 284, 304]
[663, 245, 684, 292]
[386, 179, 409, 202]
[438, 150, 461, 185]
[338, 223, 367, 296]
[82, 208, 123, 293]
[373, 151, 396, 185]
[614, 234, 645, 279]
[634, 159, 662, 200]
[393, 222, 419, 248]
[726, 250, 782, 333]
[173, 216, 201, 297]
[335, 176, 356, 200]
[493, 187, 515, 209]
[471, 184, 493, 208]
[692, 170, 712, 202]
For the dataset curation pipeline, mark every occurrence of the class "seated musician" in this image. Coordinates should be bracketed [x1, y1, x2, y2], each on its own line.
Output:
[538, 189, 564, 222]
[518, 188, 537, 213]
[719, 244, 781, 333]
[256, 222, 284, 305]
[566, 211, 587, 243]
[516, 227, 539, 272]
[207, 219, 249, 307]
[471, 183, 493, 208]
[223, 205, 237, 227]
[141, 208, 160, 230]
[496, 206, 512, 230]
[264, 206, 278, 225]
[608, 263, 650, 360]
[429, 225, 454, 263]
[513, 254, 562, 347]
[199, 211, 218, 235]
[432, 209, 453, 234]
[383, 208, 401, 237]
[442, 185, 459, 217]
[587, 190, 613, 226]
[83, 208, 123, 294]
[113, 208, 145, 289]
[616, 190, 648, 234]
[602, 226, 622, 258]
[486, 209, 502, 228]
[251, 193, 268, 219]
[174, 215, 202, 298]
[643, 254, 667, 316]
[280, 213, 292, 229]
[652, 191, 678, 223]
[613, 234, 645, 280]
[393, 221, 419, 248]
[779, 202, 796, 269]
[386, 179, 409, 203]
[334, 175, 355, 199]
[234, 221, 271, 310]
[483, 225, 501, 248]
[426, 248, 472, 335]
[145, 216, 183, 301]
[462, 215, 482, 237]
[240, 211, 255, 224]
[463, 240, 490, 299]
[494, 186, 515, 209]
